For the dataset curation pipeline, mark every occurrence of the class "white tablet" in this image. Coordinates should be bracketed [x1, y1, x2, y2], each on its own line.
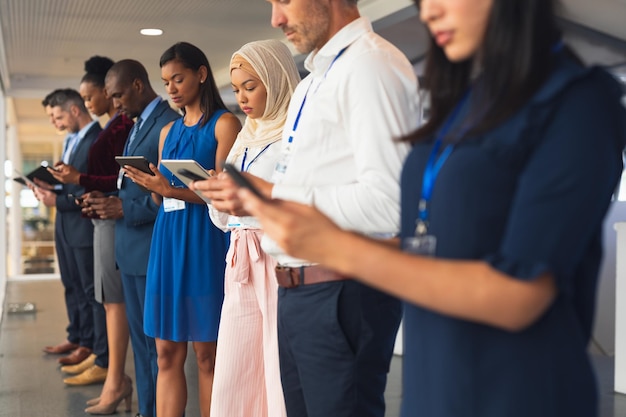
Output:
[160, 159, 213, 204]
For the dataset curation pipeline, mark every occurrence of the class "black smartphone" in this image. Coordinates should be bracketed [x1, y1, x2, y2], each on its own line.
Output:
[177, 168, 209, 182]
[68, 193, 84, 204]
[222, 163, 267, 201]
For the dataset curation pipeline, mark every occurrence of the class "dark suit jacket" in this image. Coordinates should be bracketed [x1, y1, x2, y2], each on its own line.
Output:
[115, 99, 180, 275]
[56, 121, 102, 248]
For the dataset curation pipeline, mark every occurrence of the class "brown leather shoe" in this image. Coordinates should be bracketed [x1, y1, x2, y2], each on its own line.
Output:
[61, 353, 96, 374]
[58, 346, 92, 365]
[43, 340, 79, 354]
[63, 364, 107, 386]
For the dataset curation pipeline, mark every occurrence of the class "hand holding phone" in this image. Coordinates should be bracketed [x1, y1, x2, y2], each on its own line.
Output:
[68, 193, 84, 204]
[222, 163, 267, 201]
[177, 168, 210, 182]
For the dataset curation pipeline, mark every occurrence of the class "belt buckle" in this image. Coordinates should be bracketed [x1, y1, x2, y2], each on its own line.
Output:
[277, 266, 301, 288]
[287, 267, 300, 288]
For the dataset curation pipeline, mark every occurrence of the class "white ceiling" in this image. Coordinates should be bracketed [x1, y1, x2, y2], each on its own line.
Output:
[0, 0, 625, 157]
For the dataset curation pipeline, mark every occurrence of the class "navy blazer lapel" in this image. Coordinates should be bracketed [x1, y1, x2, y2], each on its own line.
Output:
[68, 123, 100, 165]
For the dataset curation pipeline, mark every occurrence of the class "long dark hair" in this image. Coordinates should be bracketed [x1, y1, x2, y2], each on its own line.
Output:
[408, 0, 563, 143]
[159, 42, 226, 127]
[81, 56, 115, 87]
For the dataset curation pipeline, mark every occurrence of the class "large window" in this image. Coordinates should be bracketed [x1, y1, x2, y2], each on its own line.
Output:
[6, 157, 57, 276]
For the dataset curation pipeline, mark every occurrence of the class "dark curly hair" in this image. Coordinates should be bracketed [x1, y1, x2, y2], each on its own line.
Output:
[81, 55, 115, 88]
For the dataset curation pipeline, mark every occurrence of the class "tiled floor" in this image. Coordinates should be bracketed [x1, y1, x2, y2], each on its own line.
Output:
[0, 279, 624, 417]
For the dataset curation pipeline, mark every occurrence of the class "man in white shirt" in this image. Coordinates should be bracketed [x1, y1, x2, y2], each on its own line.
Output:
[196, 1, 420, 415]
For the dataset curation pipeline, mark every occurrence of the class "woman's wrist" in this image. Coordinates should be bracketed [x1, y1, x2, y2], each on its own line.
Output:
[161, 183, 174, 199]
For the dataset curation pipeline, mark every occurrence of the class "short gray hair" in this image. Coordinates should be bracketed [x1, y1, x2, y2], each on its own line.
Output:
[47, 88, 88, 114]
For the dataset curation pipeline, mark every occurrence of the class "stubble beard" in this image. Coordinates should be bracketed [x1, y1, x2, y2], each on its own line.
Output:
[290, 2, 330, 54]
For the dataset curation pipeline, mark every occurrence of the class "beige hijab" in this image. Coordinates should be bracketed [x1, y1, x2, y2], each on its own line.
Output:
[227, 39, 301, 163]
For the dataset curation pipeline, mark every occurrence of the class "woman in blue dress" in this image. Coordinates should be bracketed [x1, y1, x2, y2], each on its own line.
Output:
[238, 0, 626, 416]
[124, 42, 240, 417]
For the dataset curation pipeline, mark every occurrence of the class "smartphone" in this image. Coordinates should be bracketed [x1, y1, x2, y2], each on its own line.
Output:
[161, 159, 212, 186]
[68, 193, 84, 204]
[222, 163, 267, 201]
[177, 168, 209, 182]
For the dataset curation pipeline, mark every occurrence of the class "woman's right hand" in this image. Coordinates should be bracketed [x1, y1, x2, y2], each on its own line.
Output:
[191, 172, 246, 216]
[192, 171, 275, 216]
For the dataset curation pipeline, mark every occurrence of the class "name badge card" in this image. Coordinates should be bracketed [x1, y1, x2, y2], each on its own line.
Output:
[404, 235, 437, 256]
[163, 197, 185, 212]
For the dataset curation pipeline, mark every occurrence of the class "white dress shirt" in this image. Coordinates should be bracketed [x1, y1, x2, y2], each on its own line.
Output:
[263, 17, 421, 266]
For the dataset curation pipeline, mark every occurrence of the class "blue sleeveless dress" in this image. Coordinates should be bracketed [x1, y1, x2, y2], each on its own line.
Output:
[144, 110, 230, 342]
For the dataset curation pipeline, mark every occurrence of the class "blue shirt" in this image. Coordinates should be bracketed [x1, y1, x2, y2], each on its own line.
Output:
[139, 97, 163, 123]
[399, 54, 626, 417]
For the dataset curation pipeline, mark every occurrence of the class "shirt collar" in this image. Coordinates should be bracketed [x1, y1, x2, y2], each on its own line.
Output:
[138, 96, 164, 123]
[304, 16, 371, 76]
[76, 120, 98, 139]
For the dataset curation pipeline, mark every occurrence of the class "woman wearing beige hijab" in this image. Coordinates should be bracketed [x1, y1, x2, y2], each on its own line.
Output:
[207, 39, 300, 417]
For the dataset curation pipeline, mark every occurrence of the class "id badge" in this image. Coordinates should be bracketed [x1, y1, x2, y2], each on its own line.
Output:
[404, 235, 437, 256]
[163, 197, 185, 212]
[117, 169, 124, 190]
[271, 145, 292, 183]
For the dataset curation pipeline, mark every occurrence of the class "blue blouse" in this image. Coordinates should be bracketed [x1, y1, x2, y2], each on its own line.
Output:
[399, 54, 626, 416]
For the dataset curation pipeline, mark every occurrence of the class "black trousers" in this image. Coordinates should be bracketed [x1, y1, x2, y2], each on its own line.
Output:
[55, 231, 108, 367]
[277, 279, 402, 417]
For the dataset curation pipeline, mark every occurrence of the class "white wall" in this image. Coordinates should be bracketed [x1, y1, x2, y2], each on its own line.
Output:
[0, 92, 7, 319]
[593, 201, 626, 355]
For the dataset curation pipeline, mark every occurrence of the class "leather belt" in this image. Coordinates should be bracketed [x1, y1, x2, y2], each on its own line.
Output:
[275, 265, 348, 289]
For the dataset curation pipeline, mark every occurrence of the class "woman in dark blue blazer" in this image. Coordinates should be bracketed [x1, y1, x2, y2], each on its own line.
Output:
[239, 0, 626, 416]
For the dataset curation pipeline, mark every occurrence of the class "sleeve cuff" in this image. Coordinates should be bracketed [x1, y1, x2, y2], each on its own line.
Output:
[485, 253, 552, 281]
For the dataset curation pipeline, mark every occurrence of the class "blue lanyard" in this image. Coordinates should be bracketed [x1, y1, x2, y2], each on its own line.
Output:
[417, 91, 472, 235]
[241, 143, 272, 172]
[287, 46, 349, 144]
[416, 40, 564, 235]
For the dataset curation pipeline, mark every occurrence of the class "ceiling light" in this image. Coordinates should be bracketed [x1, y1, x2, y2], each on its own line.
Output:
[140, 28, 163, 36]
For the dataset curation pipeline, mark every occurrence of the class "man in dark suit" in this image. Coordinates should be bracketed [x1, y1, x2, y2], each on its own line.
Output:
[34, 89, 109, 382]
[86, 60, 180, 417]
[40, 89, 79, 356]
